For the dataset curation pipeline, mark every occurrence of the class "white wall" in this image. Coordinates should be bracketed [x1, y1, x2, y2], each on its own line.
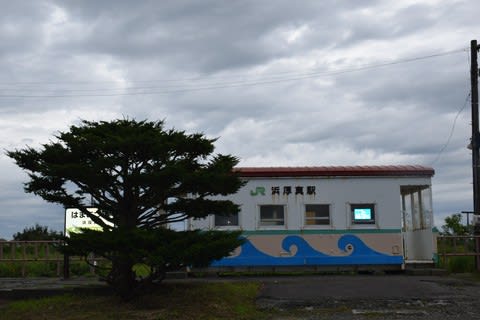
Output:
[191, 175, 433, 231]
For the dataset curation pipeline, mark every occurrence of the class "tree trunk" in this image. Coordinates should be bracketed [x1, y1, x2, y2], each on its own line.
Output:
[110, 257, 136, 300]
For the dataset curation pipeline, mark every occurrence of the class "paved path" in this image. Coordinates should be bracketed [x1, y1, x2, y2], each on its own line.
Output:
[256, 274, 480, 319]
[0, 277, 104, 291]
[0, 277, 107, 301]
[257, 274, 475, 300]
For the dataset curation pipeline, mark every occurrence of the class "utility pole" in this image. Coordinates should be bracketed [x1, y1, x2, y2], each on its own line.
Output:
[470, 39, 480, 270]
[472, 39, 480, 219]
[461, 210, 473, 231]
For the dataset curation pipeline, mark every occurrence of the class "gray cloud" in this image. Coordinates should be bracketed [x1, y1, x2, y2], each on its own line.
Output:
[0, 0, 479, 236]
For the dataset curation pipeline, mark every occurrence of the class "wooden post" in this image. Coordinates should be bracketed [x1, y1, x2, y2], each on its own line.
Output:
[63, 253, 70, 280]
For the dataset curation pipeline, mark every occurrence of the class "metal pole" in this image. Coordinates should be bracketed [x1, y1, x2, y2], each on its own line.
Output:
[470, 39, 480, 271]
[461, 211, 473, 231]
[63, 207, 70, 279]
[471, 40, 479, 217]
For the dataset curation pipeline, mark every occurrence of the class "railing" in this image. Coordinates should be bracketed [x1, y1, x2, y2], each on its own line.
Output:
[0, 241, 96, 277]
[0, 240, 63, 277]
[0, 240, 63, 260]
[437, 235, 480, 271]
[4, 237, 480, 277]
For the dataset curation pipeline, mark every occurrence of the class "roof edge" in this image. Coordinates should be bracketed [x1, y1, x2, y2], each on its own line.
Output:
[233, 165, 435, 178]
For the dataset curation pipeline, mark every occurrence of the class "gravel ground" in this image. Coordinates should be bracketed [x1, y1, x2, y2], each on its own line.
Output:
[256, 275, 480, 319]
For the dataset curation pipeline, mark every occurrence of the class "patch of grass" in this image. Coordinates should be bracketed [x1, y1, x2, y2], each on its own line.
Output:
[439, 256, 476, 273]
[5, 295, 74, 313]
[1, 282, 268, 320]
[0, 261, 59, 277]
[69, 261, 93, 276]
[0, 261, 94, 277]
[0, 242, 98, 277]
[0, 263, 19, 277]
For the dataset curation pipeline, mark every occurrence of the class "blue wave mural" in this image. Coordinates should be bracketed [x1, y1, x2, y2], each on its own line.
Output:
[211, 234, 403, 267]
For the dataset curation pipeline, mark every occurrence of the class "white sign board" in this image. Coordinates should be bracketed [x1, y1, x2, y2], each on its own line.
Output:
[65, 208, 113, 237]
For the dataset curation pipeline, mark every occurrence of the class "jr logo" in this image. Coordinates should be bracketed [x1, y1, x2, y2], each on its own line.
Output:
[250, 186, 266, 196]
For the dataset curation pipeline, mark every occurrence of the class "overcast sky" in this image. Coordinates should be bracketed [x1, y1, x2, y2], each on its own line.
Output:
[0, 0, 479, 239]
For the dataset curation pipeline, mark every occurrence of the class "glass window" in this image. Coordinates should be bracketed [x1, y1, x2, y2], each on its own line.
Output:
[351, 203, 375, 224]
[214, 213, 239, 227]
[400, 185, 432, 231]
[260, 205, 285, 226]
[305, 204, 330, 225]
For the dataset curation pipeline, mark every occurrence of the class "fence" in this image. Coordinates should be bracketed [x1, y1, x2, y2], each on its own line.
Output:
[437, 235, 480, 271]
[0, 240, 96, 277]
[3, 237, 480, 277]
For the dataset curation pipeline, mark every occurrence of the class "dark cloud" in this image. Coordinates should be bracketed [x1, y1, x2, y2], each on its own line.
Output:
[0, 0, 479, 237]
[49, 1, 390, 73]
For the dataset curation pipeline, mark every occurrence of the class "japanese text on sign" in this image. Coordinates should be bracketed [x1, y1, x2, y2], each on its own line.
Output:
[251, 186, 316, 196]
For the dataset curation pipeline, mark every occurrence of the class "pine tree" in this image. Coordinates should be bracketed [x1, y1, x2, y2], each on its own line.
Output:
[8, 119, 243, 299]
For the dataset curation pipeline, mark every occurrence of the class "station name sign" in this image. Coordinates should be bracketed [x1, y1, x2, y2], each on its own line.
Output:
[250, 185, 316, 196]
[65, 208, 113, 237]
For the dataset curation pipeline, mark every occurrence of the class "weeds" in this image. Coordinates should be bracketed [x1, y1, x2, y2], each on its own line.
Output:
[1, 282, 266, 320]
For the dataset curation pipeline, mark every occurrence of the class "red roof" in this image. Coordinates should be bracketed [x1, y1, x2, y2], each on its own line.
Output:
[234, 165, 434, 178]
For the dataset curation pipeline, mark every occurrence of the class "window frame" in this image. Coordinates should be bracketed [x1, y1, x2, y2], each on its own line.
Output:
[213, 212, 240, 228]
[258, 204, 286, 228]
[304, 204, 331, 227]
[350, 203, 376, 225]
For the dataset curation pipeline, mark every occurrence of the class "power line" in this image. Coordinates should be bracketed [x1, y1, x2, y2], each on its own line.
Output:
[0, 48, 466, 98]
[0, 48, 466, 87]
[430, 91, 471, 166]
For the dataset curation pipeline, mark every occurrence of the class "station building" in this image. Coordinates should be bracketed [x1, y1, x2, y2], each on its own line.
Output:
[189, 165, 435, 269]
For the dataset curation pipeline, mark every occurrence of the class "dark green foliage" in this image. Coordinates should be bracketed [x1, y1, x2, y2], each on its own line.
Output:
[7, 119, 244, 230]
[64, 228, 242, 293]
[7, 119, 244, 299]
[12, 223, 63, 241]
[441, 213, 470, 235]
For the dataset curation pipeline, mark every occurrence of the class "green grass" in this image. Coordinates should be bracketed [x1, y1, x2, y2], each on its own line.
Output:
[0, 261, 93, 277]
[441, 256, 476, 273]
[1, 282, 268, 320]
[0, 241, 96, 277]
[437, 237, 478, 273]
[0, 261, 60, 277]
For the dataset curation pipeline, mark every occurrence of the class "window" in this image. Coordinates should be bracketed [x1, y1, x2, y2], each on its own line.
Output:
[214, 213, 239, 227]
[259, 205, 285, 226]
[351, 203, 375, 224]
[305, 204, 330, 225]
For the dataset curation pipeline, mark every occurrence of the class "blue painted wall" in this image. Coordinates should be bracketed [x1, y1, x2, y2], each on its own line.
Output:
[211, 234, 403, 267]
